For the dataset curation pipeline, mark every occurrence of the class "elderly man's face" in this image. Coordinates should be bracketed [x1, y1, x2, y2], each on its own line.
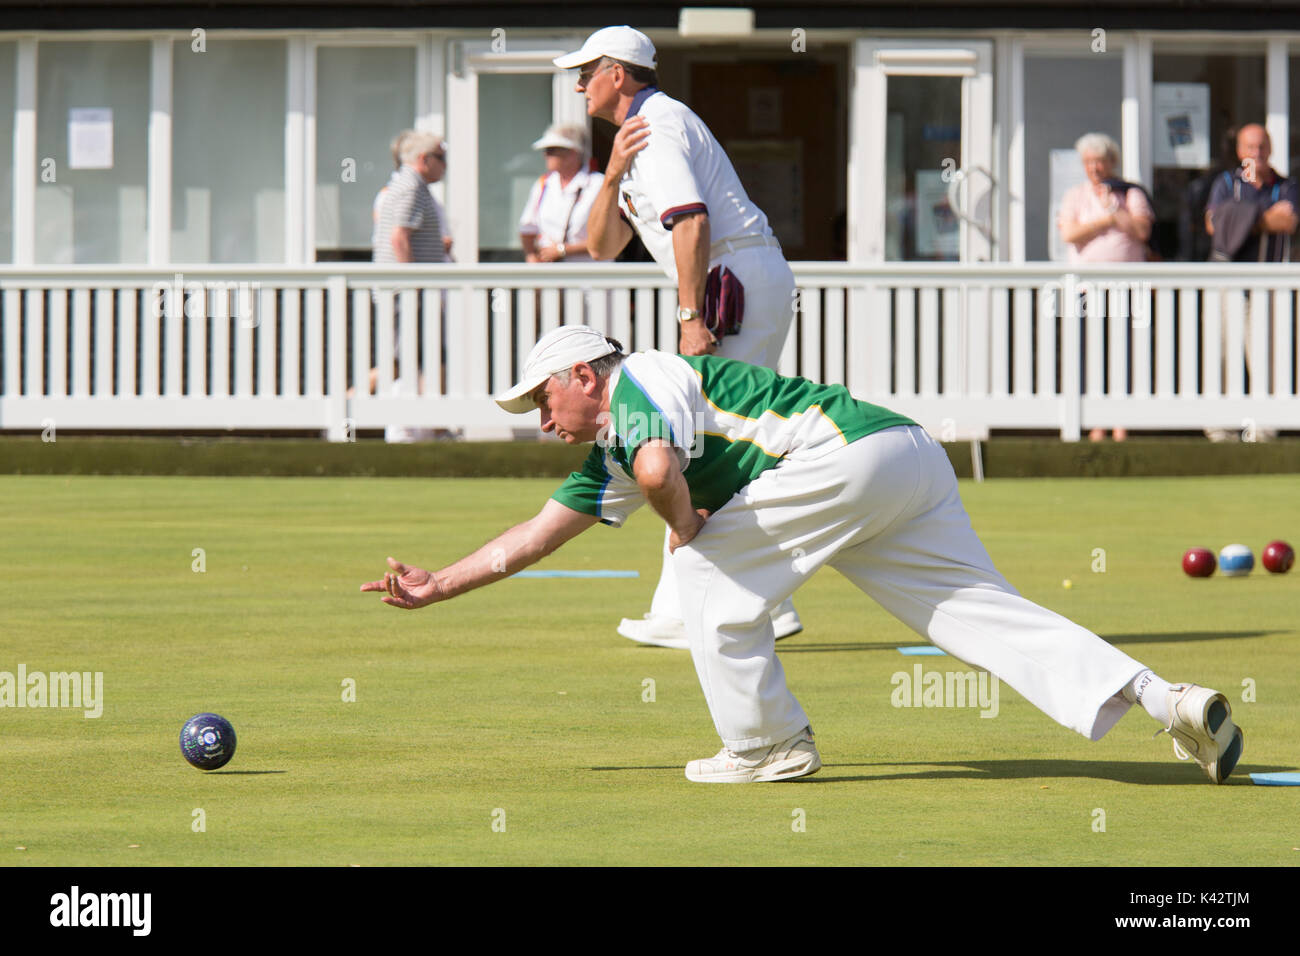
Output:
[1237, 125, 1271, 168]
[532, 369, 602, 444]
[576, 58, 620, 121]
[1081, 151, 1113, 185]
[414, 148, 446, 184]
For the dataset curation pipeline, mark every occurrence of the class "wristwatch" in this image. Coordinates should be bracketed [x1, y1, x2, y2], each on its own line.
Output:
[555, 243, 566, 260]
[676, 307, 702, 324]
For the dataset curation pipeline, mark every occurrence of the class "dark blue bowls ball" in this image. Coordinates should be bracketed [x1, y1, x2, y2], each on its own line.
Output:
[180, 713, 237, 771]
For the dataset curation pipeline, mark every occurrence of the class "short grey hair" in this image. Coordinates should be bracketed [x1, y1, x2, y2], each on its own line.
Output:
[390, 129, 415, 169]
[1075, 132, 1120, 168]
[400, 131, 445, 164]
[552, 340, 626, 385]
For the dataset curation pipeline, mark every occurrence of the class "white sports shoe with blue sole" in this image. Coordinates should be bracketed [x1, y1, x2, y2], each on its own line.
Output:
[1159, 683, 1244, 784]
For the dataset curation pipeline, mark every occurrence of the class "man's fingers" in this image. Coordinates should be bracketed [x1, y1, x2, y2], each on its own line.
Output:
[359, 580, 385, 593]
[386, 556, 407, 573]
[615, 126, 651, 151]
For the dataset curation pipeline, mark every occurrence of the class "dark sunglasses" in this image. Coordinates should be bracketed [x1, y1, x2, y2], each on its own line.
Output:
[578, 61, 616, 85]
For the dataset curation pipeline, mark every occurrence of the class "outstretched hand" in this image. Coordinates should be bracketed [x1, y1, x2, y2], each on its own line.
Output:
[360, 557, 443, 610]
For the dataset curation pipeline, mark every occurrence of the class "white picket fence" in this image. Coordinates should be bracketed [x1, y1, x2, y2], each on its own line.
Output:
[1, 262, 1298, 441]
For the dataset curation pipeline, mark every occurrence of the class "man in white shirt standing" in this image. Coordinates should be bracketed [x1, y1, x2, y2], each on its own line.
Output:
[519, 124, 603, 263]
[555, 25, 801, 649]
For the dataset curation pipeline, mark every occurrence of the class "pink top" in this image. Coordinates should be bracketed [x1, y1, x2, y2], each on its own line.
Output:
[1058, 181, 1154, 262]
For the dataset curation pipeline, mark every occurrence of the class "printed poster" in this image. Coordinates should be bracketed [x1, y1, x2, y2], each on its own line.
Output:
[1152, 83, 1210, 168]
[69, 108, 113, 170]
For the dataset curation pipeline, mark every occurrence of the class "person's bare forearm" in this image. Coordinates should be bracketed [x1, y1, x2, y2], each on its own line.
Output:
[671, 214, 715, 354]
[362, 502, 596, 609]
[434, 501, 595, 599]
[1059, 216, 1113, 245]
[587, 178, 632, 260]
[672, 213, 710, 311]
[634, 442, 698, 539]
[391, 227, 413, 263]
[521, 233, 540, 262]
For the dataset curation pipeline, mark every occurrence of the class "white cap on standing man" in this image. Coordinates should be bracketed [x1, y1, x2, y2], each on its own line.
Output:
[553, 25, 657, 69]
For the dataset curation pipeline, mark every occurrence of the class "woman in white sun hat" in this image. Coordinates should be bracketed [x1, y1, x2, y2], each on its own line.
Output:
[519, 123, 604, 263]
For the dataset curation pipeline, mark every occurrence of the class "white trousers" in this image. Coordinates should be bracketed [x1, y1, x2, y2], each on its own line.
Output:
[673, 425, 1145, 752]
[648, 244, 797, 619]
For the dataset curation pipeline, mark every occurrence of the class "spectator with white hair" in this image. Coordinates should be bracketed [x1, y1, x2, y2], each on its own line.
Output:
[374, 130, 451, 264]
[519, 123, 603, 263]
[372, 130, 411, 253]
[1058, 132, 1153, 263]
[1057, 132, 1154, 442]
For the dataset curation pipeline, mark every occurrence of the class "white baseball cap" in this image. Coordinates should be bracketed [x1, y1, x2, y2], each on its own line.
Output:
[553, 26, 657, 70]
[532, 123, 589, 155]
[495, 326, 620, 414]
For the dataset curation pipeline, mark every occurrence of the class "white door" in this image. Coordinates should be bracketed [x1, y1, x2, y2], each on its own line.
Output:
[445, 38, 587, 263]
[852, 40, 995, 262]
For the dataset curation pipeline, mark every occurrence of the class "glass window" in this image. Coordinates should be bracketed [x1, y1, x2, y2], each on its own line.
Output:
[172, 40, 286, 263]
[678, 48, 850, 260]
[35, 41, 150, 264]
[477, 73, 551, 261]
[885, 75, 961, 261]
[1289, 53, 1300, 181]
[1024, 52, 1123, 261]
[0, 43, 14, 262]
[1152, 50, 1265, 261]
[314, 46, 416, 261]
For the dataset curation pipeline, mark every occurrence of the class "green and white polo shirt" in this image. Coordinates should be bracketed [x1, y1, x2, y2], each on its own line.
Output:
[551, 351, 917, 526]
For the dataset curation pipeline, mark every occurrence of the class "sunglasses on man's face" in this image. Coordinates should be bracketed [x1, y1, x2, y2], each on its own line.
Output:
[578, 62, 616, 86]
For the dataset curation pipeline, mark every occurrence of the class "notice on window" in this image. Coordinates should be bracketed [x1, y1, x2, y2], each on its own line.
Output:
[1152, 84, 1209, 169]
[69, 108, 113, 170]
[915, 170, 959, 258]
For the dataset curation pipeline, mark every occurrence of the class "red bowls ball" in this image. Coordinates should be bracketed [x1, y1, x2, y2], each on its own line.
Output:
[1182, 547, 1216, 577]
[1262, 540, 1295, 574]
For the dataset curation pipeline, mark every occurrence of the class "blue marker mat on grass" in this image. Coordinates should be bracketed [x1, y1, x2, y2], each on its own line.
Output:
[516, 570, 640, 578]
[898, 646, 946, 656]
[1249, 772, 1300, 786]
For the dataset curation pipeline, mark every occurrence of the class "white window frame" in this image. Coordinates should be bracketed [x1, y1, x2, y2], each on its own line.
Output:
[850, 38, 995, 263]
[1006, 32, 1139, 263]
[445, 37, 585, 263]
[303, 34, 432, 261]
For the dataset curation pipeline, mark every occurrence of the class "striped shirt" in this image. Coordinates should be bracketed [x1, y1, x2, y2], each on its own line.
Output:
[373, 165, 446, 263]
[552, 351, 917, 525]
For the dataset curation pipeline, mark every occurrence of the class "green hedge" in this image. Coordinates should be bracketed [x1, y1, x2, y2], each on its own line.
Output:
[2, 436, 1297, 479]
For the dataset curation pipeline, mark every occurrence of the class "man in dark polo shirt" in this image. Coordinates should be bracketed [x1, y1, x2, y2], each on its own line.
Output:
[1206, 124, 1298, 262]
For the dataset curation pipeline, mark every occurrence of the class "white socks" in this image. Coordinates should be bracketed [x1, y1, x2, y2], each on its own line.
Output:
[1122, 669, 1173, 725]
